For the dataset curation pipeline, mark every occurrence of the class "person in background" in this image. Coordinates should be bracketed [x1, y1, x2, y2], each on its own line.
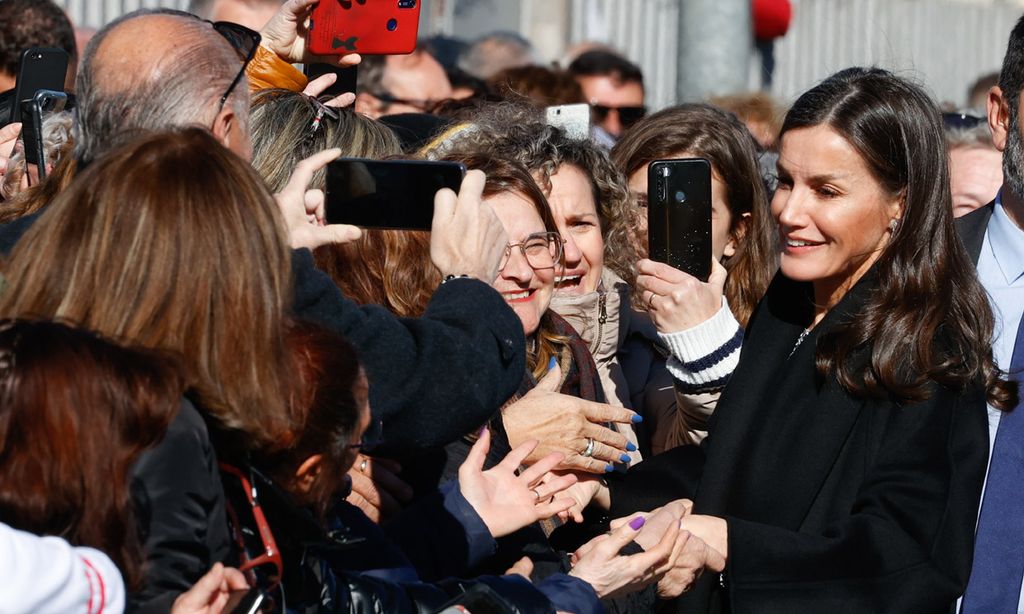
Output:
[568, 50, 645, 145]
[611, 104, 777, 450]
[355, 52, 455, 118]
[958, 14, 1024, 613]
[0, 0, 77, 94]
[968, 70, 1000, 111]
[459, 31, 539, 81]
[489, 65, 586, 108]
[944, 109, 1003, 217]
[708, 92, 783, 151]
[187, 0, 283, 30]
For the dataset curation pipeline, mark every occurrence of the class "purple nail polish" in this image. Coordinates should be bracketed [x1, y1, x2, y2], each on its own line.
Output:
[629, 516, 646, 530]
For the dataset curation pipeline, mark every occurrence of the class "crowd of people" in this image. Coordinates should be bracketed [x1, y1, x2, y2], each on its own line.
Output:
[0, 0, 1022, 612]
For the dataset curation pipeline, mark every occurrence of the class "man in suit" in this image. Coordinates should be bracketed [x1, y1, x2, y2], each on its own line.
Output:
[957, 13, 1024, 614]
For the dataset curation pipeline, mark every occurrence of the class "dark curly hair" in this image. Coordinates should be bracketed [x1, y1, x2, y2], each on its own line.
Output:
[0, 0, 76, 80]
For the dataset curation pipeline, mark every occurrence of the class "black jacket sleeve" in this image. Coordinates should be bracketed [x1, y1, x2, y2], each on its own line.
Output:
[290, 249, 526, 454]
[127, 400, 230, 613]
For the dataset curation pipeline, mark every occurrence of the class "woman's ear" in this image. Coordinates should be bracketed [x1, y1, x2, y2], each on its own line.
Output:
[723, 212, 751, 259]
[294, 454, 324, 494]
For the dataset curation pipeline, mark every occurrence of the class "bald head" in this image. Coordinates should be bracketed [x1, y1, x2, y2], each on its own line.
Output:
[75, 10, 248, 164]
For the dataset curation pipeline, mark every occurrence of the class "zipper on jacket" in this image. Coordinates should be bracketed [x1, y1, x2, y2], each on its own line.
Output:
[592, 291, 608, 355]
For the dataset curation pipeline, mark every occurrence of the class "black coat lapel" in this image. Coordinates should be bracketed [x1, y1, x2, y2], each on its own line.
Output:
[695, 272, 875, 530]
[954, 201, 993, 266]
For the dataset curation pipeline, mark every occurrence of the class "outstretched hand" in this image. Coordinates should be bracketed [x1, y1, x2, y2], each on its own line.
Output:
[260, 0, 362, 67]
[503, 365, 639, 473]
[458, 427, 578, 538]
[276, 148, 362, 250]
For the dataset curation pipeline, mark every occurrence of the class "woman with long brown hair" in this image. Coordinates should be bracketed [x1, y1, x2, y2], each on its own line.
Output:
[611, 104, 778, 449]
[0, 127, 323, 609]
[567, 67, 1011, 613]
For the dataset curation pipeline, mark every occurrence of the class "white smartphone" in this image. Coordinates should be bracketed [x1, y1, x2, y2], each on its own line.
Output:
[545, 103, 591, 140]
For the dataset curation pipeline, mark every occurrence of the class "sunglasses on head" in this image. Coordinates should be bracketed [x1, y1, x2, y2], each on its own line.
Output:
[591, 103, 647, 128]
[187, 17, 262, 115]
[942, 110, 986, 130]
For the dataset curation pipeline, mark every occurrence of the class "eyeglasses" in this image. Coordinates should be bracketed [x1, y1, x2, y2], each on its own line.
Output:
[219, 463, 283, 590]
[499, 232, 564, 271]
[347, 417, 385, 453]
[189, 19, 262, 116]
[591, 103, 647, 130]
[942, 110, 986, 130]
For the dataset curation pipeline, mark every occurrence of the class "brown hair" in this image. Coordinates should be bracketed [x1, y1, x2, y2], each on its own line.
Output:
[489, 65, 585, 108]
[260, 321, 364, 520]
[611, 103, 778, 327]
[443, 151, 568, 381]
[0, 319, 184, 589]
[0, 128, 297, 449]
[784, 68, 1014, 408]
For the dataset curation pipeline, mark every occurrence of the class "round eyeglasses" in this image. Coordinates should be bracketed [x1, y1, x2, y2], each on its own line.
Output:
[499, 231, 564, 271]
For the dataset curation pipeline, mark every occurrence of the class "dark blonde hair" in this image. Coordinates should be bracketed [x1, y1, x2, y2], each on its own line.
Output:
[611, 103, 777, 327]
[0, 128, 296, 450]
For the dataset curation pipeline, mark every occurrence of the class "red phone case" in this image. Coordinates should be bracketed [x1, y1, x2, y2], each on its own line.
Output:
[307, 0, 422, 56]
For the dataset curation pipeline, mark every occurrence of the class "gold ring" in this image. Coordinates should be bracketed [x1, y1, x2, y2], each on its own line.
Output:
[359, 459, 368, 473]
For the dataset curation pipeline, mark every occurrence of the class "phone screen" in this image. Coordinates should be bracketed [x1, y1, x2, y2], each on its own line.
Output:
[325, 158, 465, 230]
[647, 159, 713, 281]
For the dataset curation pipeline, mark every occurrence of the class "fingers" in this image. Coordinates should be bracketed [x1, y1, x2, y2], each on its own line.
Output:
[430, 187, 458, 233]
[578, 399, 640, 426]
[324, 92, 357, 109]
[0, 122, 21, 158]
[530, 472, 577, 501]
[173, 562, 225, 609]
[708, 257, 728, 291]
[637, 271, 701, 299]
[704, 543, 727, 572]
[222, 567, 249, 591]
[349, 469, 400, 519]
[461, 426, 491, 478]
[534, 496, 575, 520]
[563, 454, 616, 474]
[295, 224, 362, 249]
[596, 514, 648, 556]
[534, 362, 562, 392]
[457, 169, 486, 206]
[346, 489, 382, 523]
[582, 423, 630, 456]
[499, 437, 539, 472]
[505, 556, 534, 580]
[304, 188, 325, 220]
[285, 148, 341, 197]
[360, 456, 414, 503]
[302, 72, 338, 98]
[518, 450, 564, 483]
[637, 258, 692, 283]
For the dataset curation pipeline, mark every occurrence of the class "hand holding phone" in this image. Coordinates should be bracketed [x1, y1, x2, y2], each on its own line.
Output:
[19, 89, 67, 180]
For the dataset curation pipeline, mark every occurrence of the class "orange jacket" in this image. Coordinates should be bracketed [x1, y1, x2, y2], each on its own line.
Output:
[245, 45, 308, 92]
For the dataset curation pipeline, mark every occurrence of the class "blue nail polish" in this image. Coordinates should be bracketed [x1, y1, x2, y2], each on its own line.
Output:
[619, 453, 631, 463]
[631, 414, 644, 424]
[626, 442, 637, 452]
[605, 464, 615, 473]
[547, 356, 557, 371]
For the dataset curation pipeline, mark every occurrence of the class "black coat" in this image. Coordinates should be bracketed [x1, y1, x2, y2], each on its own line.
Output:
[955, 201, 993, 265]
[610, 270, 989, 614]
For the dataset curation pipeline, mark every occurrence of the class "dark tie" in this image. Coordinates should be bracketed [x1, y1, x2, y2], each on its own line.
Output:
[962, 313, 1024, 613]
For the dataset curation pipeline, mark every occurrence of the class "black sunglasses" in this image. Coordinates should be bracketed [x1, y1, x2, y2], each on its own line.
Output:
[188, 18, 262, 115]
[591, 103, 647, 128]
[942, 111, 986, 130]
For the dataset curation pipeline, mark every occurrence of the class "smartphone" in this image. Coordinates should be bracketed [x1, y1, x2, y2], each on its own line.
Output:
[545, 103, 590, 141]
[19, 90, 67, 179]
[647, 159, 713, 282]
[223, 588, 264, 614]
[325, 158, 465, 230]
[307, 0, 422, 56]
[8, 48, 68, 124]
[303, 64, 358, 98]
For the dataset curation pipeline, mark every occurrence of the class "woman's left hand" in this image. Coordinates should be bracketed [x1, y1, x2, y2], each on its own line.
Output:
[458, 427, 578, 538]
[276, 148, 362, 250]
[638, 258, 727, 333]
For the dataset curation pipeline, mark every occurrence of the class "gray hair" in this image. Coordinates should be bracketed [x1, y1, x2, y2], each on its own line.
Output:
[458, 31, 538, 80]
[74, 8, 248, 164]
[945, 122, 997, 151]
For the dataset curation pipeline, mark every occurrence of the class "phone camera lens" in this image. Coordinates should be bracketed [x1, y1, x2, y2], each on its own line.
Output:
[674, 190, 687, 204]
[386, 18, 398, 31]
[398, 0, 417, 8]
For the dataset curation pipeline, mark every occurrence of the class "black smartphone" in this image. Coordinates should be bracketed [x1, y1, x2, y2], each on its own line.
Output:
[8, 48, 68, 124]
[325, 158, 466, 230]
[223, 588, 264, 614]
[303, 63, 358, 98]
[20, 89, 67, 179]
[647, 158, 713, 282]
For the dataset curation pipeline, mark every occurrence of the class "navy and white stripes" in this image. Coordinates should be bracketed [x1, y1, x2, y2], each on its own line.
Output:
[658, 298, 742, 394]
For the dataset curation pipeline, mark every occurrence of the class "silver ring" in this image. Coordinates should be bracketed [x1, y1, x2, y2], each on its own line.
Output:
[581, 438, 595, 458]
[531, 488, 541, 501]
[359, 459, 368, 473]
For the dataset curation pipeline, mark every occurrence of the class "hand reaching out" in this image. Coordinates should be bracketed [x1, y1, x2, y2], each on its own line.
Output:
[275, 148, 362, 249]
[170, 563, 248, 614]
[457, 427, 578, 538]
[260, 0, 362, 67]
